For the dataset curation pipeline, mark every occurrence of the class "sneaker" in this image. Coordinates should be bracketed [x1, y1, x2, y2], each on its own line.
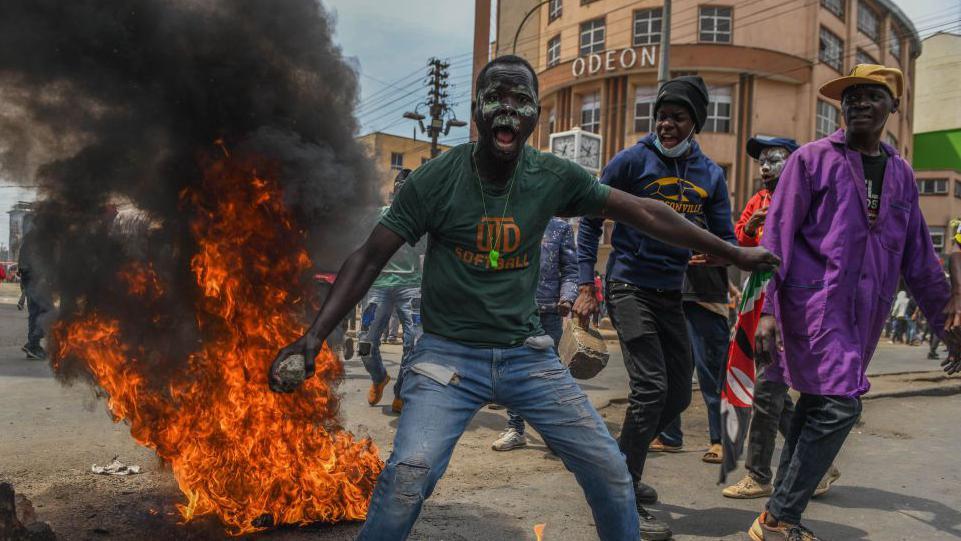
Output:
[648, 436, 683, 453]
[812, 465, 841, 497]
[491, 428, 527, 451]
[634, 481, 658, 505]
[722, 475, 773, 499]
[637, 505, 672, 541]
[927, 352, 939, 360]
[749, 512, 821, 541]
[367, 375, 391, 406]
[22, 344, 44, 360]
[391, 397, 404, 414]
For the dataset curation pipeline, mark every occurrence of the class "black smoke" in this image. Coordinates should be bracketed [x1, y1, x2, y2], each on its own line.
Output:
[0, 0, 377, 379]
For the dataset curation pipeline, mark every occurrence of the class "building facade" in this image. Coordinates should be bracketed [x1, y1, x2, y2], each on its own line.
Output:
[488, 0, 920, 211]
[913, 32, 961, 255]
[356, 132, 451, 203]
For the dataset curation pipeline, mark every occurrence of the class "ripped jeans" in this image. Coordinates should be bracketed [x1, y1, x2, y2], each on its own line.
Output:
[356, 333, 639, 541]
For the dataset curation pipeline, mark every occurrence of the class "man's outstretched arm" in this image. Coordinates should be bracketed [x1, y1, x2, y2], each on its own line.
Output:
[269, 224, 406, 392]
[601, 189, 780, 272]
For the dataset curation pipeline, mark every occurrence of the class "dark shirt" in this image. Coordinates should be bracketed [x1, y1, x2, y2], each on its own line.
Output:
[682, 265, 729, 304]
[862, 152, 888, 224]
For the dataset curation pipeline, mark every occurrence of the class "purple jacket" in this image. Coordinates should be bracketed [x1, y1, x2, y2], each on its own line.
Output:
[761, 129, 949, 398]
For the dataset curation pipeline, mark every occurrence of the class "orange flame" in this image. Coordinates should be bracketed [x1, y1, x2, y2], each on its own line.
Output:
[53, 151, 382, 535]
[534, 523, 546, 541]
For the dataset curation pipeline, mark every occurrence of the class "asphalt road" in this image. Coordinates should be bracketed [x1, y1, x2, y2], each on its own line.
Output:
[1, 300, 959, 540]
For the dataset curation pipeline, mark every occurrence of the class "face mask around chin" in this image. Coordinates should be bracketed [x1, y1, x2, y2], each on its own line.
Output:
[654, 129, 694, 158]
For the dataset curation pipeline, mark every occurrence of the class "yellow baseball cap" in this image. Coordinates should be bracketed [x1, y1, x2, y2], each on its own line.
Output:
[819, 64, 903, 101]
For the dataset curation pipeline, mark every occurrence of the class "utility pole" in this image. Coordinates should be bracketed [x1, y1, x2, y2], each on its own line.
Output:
[404, 58, 467, 159]
[658, 0, 672, 87]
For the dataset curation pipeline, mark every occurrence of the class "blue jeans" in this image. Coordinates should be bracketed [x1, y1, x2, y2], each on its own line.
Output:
[359, 286, 421, 397]
[356, 333, 639, 541]
[506, 311, 564, 433]
[659, 302, 729, 446]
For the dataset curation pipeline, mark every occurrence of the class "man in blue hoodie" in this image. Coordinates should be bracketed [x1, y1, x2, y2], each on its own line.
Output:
[575, 75, 736, 540]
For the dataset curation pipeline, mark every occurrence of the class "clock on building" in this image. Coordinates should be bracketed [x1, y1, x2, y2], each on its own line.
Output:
[549, 127, 603, 175]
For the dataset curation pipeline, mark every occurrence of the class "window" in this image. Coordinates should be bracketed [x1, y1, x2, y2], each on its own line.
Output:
[856, 49, 877, 66]
[822, 0, 844, 19]
[548, 0, 562, 23]
[581, 93, 601, 133]
[819, 27, 844, 71]
[547, 35, 561, 67]
[704, 86, 732, 133]
[930, 226, 946, 252]
[579, 19, 605, 56]
[858, 1, 879, 42]
[890, 28, 902, 61]
[699, 6, 732, 44]
[390, 152, 404, 171]
[633, 86, 657, 133]
[917, 178, 948, 195]
[548, 109, 556, 134]
[955, 180, 961, 199]
[816, 100, 839, 138]
[885, 131, 898, 149]
[633, 8, 663, 46]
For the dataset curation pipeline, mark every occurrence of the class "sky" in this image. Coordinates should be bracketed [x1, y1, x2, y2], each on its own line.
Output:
[1, 0, 957, 252]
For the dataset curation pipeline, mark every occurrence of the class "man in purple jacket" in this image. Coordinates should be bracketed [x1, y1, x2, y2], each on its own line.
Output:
[750, 64, 961, 541]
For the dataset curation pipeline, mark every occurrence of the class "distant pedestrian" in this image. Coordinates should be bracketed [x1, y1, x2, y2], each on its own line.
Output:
[491, 217, 578, 451]
[17, 230, 53, 360]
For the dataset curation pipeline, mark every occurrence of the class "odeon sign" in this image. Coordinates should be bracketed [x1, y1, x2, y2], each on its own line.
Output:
[571, 45, 658, 78]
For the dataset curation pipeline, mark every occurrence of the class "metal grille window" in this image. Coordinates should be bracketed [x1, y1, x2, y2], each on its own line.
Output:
[816, 100, 839, 138]
[579, 19, 605, 56]
[547, 35, 561, 67]
[931, 226, 946, 251]
[699, 6, 732, 44]
[549, 0, 562, 23]
[856, 49, 877, 66]
[955, 180, 961, 199]
[890, 29, 902, 60]
[633, 8, 663, 46]
[819, 27, 844, 71]
[548, 110, 556, 134]
[633, 87, 657, 133]
[703, 86, 732, 133]
[821, 0, 845, 19]
[390, 152, 404, 171]
[918, 178, 948, 195]
[581, 93, 601, 133]
[858, 2, 879, 42]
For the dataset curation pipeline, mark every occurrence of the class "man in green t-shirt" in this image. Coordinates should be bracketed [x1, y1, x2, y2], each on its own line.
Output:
[358, 169, 424, 413]
[270, 55, 778, 541]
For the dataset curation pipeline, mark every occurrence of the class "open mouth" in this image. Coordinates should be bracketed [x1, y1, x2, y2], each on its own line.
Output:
[493, 126, 517, 150]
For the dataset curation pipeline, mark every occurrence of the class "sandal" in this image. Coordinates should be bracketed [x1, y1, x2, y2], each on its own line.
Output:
[702, 443, 723, 464]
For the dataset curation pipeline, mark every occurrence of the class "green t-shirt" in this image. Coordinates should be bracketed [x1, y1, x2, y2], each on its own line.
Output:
[372, 206, 424, 288]
[380, 143, 610, 346]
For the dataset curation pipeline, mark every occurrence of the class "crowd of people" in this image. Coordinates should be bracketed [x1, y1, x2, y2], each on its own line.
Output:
[264, 56, 960, 541]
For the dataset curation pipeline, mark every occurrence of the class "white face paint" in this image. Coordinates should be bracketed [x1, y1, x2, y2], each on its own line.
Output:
[758, 147, 789, 182]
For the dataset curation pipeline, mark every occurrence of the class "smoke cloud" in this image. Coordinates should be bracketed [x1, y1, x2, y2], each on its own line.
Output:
[0, 0, 377, 379]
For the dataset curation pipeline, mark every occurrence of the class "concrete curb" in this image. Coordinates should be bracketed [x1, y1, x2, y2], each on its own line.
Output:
[865, 382, 961, 400]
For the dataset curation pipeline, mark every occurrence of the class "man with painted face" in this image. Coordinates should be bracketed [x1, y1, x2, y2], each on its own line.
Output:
[574, 75, 737, 539]
[268, 56, 778, 541]
[725, 135, 841, 500]
[749, 65, 961, 541]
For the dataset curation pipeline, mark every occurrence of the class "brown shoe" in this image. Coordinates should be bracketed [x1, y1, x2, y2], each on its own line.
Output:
[722, 475, 773, 499]
[813, 465, 841, 497]
[749, 512, 822, 541]
[367, 375, 391, 406]
[702, 443, 723, 464]
[648, 436, 683, 453]
[391, 396, 404, 414]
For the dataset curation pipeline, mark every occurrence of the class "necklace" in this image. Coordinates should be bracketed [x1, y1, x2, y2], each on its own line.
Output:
[471, 149, 518, 269]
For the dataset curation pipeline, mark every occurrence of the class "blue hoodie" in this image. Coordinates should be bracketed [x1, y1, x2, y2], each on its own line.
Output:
[577, 133, 736, 291]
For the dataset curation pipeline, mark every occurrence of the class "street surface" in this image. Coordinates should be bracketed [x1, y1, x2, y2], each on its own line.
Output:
[1, 293, 959, 541]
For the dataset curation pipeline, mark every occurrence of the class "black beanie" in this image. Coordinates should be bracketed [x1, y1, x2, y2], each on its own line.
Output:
[654, 76, 710, 133]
